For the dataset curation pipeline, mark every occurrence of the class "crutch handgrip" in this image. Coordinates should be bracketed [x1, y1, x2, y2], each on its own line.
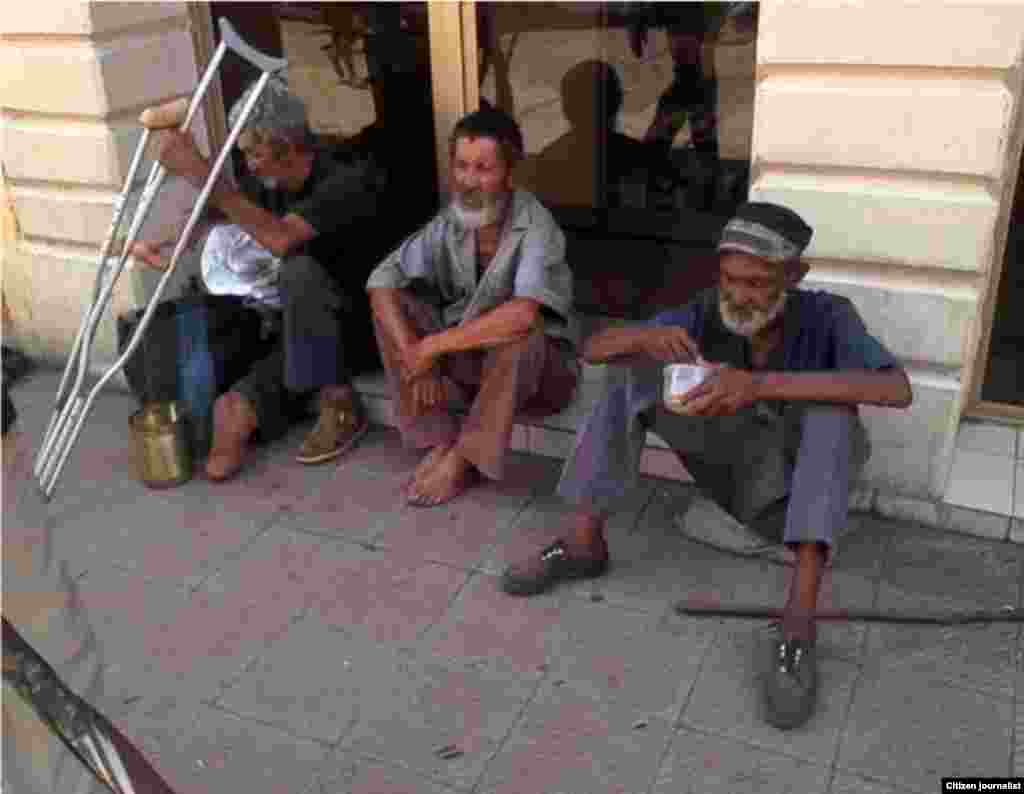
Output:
[138, 98, 190, 130]
[219, 18, 288, 73]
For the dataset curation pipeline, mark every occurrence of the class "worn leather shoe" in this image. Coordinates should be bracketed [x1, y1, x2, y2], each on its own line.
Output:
[761, 626, 819, 730]
[500, 539, 609, 597]
[295, 389, 369, 464]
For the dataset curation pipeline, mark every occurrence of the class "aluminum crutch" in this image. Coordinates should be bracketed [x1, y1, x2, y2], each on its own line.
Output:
[36, 19, 288, 500]
[33, 123, 154, 481]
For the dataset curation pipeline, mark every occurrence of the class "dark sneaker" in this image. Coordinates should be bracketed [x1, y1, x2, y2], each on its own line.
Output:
[295, 390, 369, 464]
[761, 627, 818, 730]
[500, 539, 609, 597]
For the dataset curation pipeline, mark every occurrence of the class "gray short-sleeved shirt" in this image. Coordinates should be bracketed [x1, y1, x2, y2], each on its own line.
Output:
[366, 189, 576, 346]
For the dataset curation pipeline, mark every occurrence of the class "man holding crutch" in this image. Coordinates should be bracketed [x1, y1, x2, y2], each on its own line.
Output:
[133, 78, 394, 481]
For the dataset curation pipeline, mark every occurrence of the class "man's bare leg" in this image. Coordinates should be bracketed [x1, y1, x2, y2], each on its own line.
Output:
[783, 542, 827, 641]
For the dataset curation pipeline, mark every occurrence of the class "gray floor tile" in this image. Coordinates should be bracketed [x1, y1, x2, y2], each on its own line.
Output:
[302, 752, 462, 794]
[336, 656, 536, 791]
[837, 674, 1014, 792]
[71, 566, 203, 714]
[651, 729, 830, 794]
[829, 773, 919, 794]
[680, 623, 861, 764]
[881, 526, 1022, 609]
[865, 583, 1023, 701]
[113, 699, 330, 794]
[476, 686, 673, 794]
[956, 420, 1018, 458]
[215, 611, 413, 745]
[535, 596, 714, 721]
[1015, 703, 1024, 775]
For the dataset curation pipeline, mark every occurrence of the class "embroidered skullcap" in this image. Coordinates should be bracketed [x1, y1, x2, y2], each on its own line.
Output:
[718, 202, 813, 263]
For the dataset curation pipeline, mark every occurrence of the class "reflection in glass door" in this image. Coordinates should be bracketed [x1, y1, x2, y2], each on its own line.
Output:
[475, 2, 758, 318]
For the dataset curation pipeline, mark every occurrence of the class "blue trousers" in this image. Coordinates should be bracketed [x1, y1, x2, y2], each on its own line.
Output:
[556, 363, 871, 548]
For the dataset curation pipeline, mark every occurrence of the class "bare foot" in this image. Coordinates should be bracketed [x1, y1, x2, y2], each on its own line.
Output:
[406, 447, 479, 507]
[205, 392, 258, 481]
[405, 443, 452, 494]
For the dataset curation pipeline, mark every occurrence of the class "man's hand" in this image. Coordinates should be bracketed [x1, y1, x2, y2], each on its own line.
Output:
[128, 240, 170, 270]
[410, 374, 445, 416]
[639, 327, 701, 363]
[155, 129, 210, 185]
[674, 363, 760, 417]
[399, 337, 440, 383]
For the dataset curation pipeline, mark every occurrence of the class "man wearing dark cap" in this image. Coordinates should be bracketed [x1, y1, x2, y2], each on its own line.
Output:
[501, 202, 913, 730]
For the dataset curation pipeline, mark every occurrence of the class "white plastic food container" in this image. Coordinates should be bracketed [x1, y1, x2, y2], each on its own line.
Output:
[663, 363, 712, 407]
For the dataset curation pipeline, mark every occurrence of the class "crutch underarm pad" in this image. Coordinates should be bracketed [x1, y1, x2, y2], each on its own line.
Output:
[139, 98, 189, 129]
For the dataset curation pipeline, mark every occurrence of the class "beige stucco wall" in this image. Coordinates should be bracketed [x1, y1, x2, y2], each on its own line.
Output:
[750, 0, 1024, 500]
[1, 1, 209, 372]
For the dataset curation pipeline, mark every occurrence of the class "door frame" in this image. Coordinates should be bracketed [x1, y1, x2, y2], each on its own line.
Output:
[961, 57, 1024, 423]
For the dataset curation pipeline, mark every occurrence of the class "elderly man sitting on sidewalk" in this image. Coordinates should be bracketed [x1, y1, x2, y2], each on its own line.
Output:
[367, 107, 579, 507]
[133, 78, 391, 480]
[501, 202, 913, 730]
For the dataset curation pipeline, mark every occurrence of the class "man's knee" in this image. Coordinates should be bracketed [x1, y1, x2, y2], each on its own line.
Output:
[796, 404, 857, 438]
[488, 327, 547, 363]
[279, 255, 332, 296]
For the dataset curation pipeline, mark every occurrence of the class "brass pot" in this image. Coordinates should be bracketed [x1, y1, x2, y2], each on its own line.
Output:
[129, 401, 192, 488]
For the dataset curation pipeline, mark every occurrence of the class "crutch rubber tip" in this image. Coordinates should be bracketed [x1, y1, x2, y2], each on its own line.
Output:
[139, 98, 189, 130]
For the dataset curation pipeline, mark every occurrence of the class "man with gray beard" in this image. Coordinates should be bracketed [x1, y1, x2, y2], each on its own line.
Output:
[368, 107, 579, 507]
[501, 202, 913, 731]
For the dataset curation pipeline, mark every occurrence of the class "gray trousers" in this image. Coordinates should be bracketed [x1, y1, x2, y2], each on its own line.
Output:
[234, 255, 361, 442]
[556, 364, 871, 548]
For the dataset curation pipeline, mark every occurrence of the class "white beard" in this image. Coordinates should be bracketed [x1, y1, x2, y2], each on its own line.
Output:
[451, 191, 507, 230]
[719, 289, 787, 338]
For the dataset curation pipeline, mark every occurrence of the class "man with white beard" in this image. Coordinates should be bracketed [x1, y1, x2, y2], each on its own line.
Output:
[501, 202, 913, 731]
[368, 107, 578, 507]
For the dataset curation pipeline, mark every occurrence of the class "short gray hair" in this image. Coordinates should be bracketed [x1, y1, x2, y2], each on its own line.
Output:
[229, 76, 314, 152]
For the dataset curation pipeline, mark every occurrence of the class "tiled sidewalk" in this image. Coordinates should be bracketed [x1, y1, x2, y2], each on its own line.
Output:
[4, 372, 1023, 794]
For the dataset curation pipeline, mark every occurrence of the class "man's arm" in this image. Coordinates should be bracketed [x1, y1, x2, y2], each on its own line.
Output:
[583, 324, 700, 365]
[154, 129, 314, 259]
[423, 298, 541, 359]
[207, 188, 314, 258]
[753, 368, 913, 408]
[680, 365, 913, 417]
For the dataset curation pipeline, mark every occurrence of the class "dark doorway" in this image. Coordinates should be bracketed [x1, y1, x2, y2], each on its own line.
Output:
[475, 1, 759, 320]
[981, 162, 1024, 406]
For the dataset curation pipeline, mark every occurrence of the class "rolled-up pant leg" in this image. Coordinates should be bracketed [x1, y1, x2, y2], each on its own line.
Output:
[279, 254, 351, 392]
[455, 330, 578, 480]
[372, 291, 462, 449]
